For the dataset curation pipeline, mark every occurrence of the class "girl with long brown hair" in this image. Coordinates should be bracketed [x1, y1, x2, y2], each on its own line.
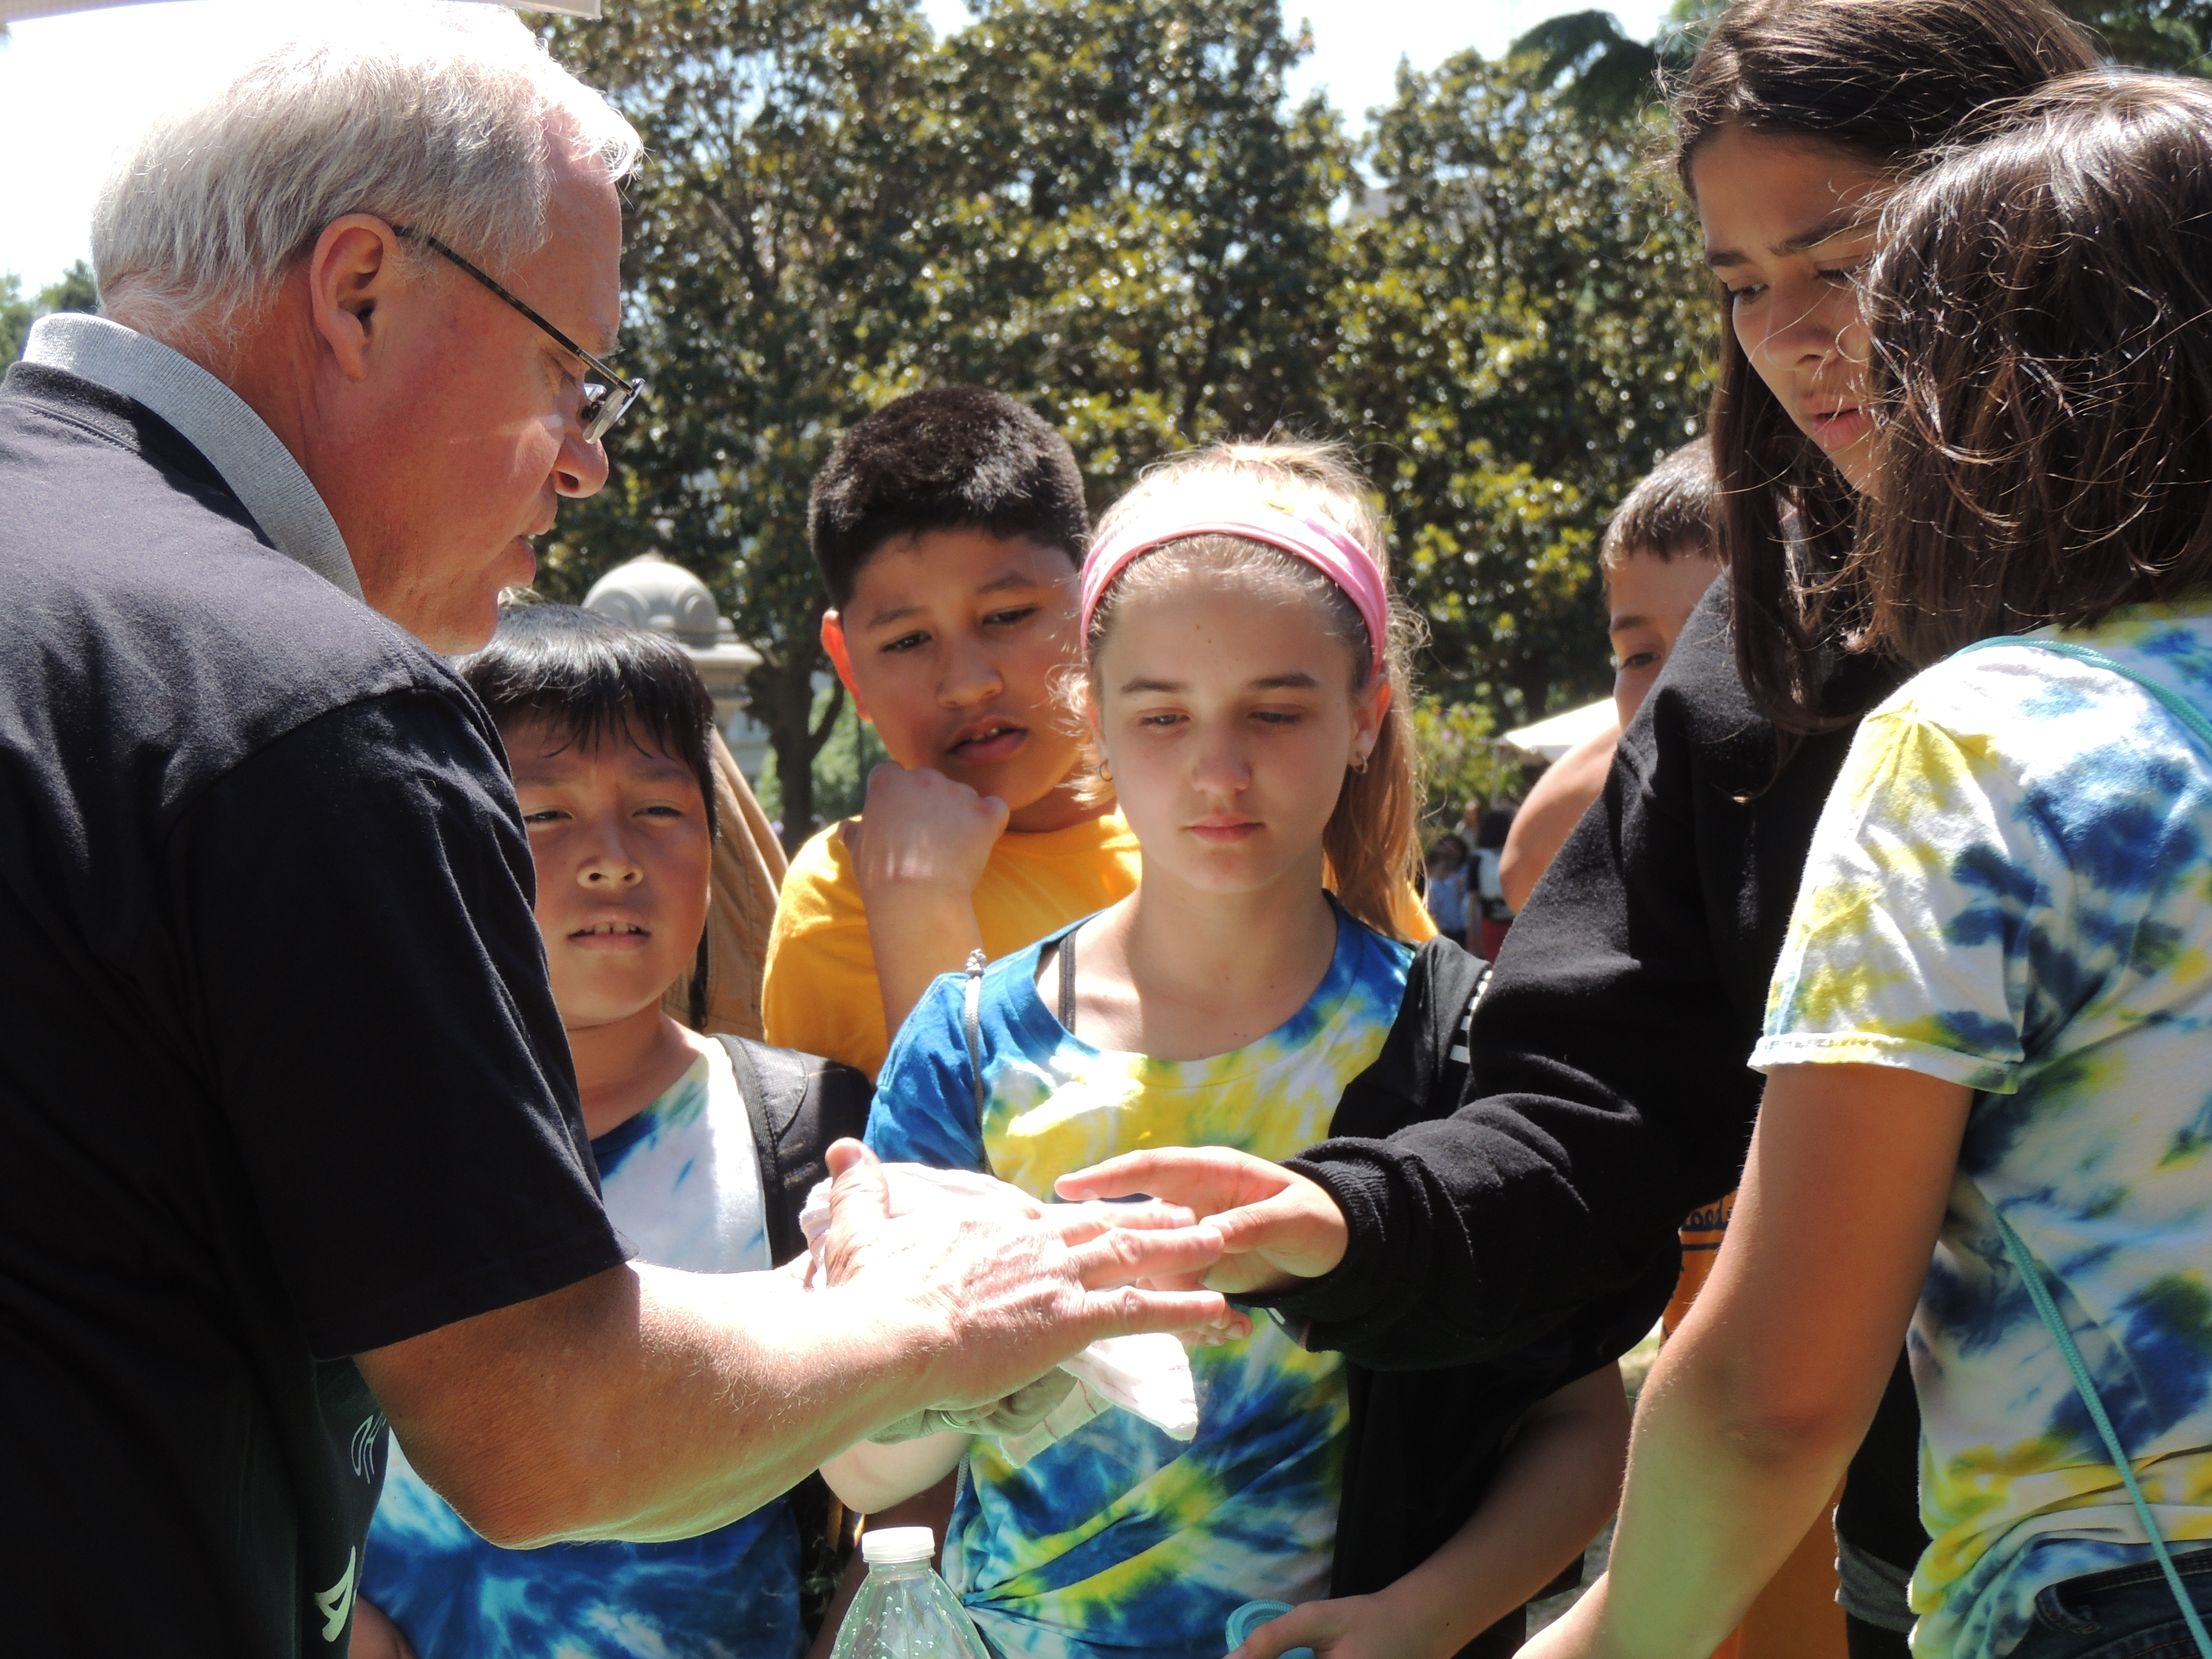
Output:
[830, 442, 1640, 1659]
[1532, 72, 2212, 1659]
[1060, 7, 2097, 1659]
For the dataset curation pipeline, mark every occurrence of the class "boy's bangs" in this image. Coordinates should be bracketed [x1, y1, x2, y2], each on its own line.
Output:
[458, 604, 721, 844]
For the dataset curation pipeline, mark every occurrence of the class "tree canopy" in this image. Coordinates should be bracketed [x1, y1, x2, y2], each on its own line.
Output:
[1, 260, 98, 366]
[539, 0, 1711, 841]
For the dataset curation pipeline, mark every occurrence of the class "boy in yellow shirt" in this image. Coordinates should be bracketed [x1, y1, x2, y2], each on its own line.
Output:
[762, 388, 1139, 1078]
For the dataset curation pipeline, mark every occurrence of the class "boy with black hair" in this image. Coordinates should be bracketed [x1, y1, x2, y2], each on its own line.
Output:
[356, 606, 869, 1659]
[763, 386, 1141, 1079]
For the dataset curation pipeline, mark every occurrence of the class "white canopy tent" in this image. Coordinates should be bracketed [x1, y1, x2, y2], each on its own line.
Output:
[1502, 696, 1617, 763]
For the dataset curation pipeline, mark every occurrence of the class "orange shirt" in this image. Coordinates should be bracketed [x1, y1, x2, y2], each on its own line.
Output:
[762, 811, 1144, 1079]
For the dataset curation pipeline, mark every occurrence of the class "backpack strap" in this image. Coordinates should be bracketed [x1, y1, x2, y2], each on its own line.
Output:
[1991, 1206, 2212, 1658]
[1955, 636, 2212, 755]
[716, 1034, 872, 1269]
[961, 947, 989, 1118]
[1329, 936, 1491, 1140]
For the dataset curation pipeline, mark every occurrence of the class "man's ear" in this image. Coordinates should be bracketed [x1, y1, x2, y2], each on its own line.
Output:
[818, 611, 871, 722]
[305, 215, 408, 383]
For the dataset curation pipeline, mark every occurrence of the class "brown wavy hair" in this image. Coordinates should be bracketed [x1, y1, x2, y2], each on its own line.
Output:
[1077, 440, 1427, 941]
[1670, 0, 2095, 733]
[1851, 73, 2212, 665]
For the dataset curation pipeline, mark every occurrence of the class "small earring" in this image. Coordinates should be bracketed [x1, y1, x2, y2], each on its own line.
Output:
[1350, 753, 1369, 774]
[1099, 758, 1114, 782]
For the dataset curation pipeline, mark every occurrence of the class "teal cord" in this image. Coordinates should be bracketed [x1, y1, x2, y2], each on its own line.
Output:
[1990, 1206, 2212, 1657]
[1943, 635, 2212, 1647]
[1954, 637, 2212, 754]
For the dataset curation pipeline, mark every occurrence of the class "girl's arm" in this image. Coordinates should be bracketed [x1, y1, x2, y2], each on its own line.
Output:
[1232, 1361, 1631, 1659]
[1526, 1062, 1970, 1659]
[819, 1429, 971, 1515]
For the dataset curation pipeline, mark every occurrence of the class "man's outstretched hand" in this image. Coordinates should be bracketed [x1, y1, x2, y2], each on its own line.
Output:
[818, 1142, 1250, 1418]
[1054, 1147, 1349, 1297]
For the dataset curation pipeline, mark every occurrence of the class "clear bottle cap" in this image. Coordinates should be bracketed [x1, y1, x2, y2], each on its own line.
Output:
[861, 1525, 936, 1566]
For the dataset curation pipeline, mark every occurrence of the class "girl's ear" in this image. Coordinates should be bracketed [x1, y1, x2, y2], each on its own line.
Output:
[1351, 674, 1391, 769]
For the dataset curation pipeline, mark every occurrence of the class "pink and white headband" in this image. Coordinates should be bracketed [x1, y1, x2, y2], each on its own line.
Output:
[1078, 501, 1390, 678]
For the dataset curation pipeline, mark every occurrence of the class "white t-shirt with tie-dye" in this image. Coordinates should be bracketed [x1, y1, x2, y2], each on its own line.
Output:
[866, 908, 1412, 1659]
[1751, 603, 2212, 1659]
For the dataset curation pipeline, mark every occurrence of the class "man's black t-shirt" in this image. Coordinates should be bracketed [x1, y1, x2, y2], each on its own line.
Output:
[0, 363, 628, 1655]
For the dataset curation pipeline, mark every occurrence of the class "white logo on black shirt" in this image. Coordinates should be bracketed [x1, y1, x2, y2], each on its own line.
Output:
[314, 1549, 357, 1644]
[349, 1411, 386, 1481]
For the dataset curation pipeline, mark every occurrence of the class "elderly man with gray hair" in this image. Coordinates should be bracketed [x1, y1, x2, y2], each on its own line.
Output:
[0, 12, 1236, 1657]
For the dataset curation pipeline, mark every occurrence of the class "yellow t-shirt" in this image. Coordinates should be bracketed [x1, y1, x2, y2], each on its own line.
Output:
[762, 810, 1144, 1079]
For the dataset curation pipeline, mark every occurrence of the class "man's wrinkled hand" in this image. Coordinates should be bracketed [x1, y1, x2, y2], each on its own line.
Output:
[819, 1142, 1249, 1415]
[1055, 1146, 1350, 1296]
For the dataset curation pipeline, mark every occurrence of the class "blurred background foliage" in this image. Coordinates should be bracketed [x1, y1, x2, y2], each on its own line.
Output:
[6, 1, 2203, 838]
[539, 0, 1717, 840]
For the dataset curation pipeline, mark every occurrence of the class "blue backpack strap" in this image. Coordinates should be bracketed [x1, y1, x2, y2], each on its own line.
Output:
[961, 947, 988, 1119]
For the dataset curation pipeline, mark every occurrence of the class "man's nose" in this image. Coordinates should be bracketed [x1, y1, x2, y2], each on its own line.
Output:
[556, 424, 611, 499]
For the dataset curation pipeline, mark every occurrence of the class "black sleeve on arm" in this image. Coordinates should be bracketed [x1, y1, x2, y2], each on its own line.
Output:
[1268, 587, 1872, 1369]
[168, 689, 629, 1358]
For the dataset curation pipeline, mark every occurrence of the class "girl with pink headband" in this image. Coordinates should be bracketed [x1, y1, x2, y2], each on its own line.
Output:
[842, 441, 1635, 1659]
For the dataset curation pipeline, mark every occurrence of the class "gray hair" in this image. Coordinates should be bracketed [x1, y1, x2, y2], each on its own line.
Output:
[92, 3, 643, 338]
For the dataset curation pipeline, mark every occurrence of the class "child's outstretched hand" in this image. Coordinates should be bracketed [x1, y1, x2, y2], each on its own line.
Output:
[1226, 1592, 1445, 1659]
[1056, 1146, 1347, 1296]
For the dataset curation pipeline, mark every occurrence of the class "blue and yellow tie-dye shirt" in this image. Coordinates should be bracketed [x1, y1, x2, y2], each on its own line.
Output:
[866, 908, 1413, 1659]
[362, 1042, 807, 1659]
[1751, 604, 2212, 1659]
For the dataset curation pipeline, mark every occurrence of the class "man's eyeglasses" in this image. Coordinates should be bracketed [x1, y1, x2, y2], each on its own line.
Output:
[391, 224, 645, 444]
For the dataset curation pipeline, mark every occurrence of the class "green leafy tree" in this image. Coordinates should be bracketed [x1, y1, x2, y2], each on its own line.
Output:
[2063, 1, 2212, 70]
[1333, 54, 1714, 721]
[543, 0, 1347, 846]
[907, 0, 1350, 495]
[0, 275, 32, 367]
[543, 0, 946, 848]
[2, 259, 99, 365]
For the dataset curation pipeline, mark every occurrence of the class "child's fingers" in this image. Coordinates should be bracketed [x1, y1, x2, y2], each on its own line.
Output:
[1056, 1145, 1288, 1211]
[1046, 1198, 1200, 1246]
[1229, 1601, 1333, 1659]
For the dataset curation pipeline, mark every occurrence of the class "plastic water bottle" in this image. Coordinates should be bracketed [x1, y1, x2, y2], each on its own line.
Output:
[829, 1527, 993, 1659]
[1226, 1599, 1316, 1659]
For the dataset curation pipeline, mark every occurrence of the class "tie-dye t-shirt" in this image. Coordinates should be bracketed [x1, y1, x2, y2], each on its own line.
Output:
[1750, 604, 2212, 1659]
[866, 908, 1413, 1659]
[362, 1042, 806, 1659]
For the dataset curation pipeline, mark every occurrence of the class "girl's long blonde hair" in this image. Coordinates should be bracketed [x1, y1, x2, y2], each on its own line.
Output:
[1078, 439, 1427, 940]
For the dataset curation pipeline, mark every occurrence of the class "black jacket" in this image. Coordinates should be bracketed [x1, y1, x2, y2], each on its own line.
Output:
[1316, 939, 1669, 1646]
[1265, 580, 1927, 1573]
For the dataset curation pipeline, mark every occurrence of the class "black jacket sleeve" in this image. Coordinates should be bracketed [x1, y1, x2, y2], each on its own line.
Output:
[1265, 583, 1894, 1368]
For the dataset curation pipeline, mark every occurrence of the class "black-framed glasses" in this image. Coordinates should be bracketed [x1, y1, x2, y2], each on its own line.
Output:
[391, 224, 645, 443]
